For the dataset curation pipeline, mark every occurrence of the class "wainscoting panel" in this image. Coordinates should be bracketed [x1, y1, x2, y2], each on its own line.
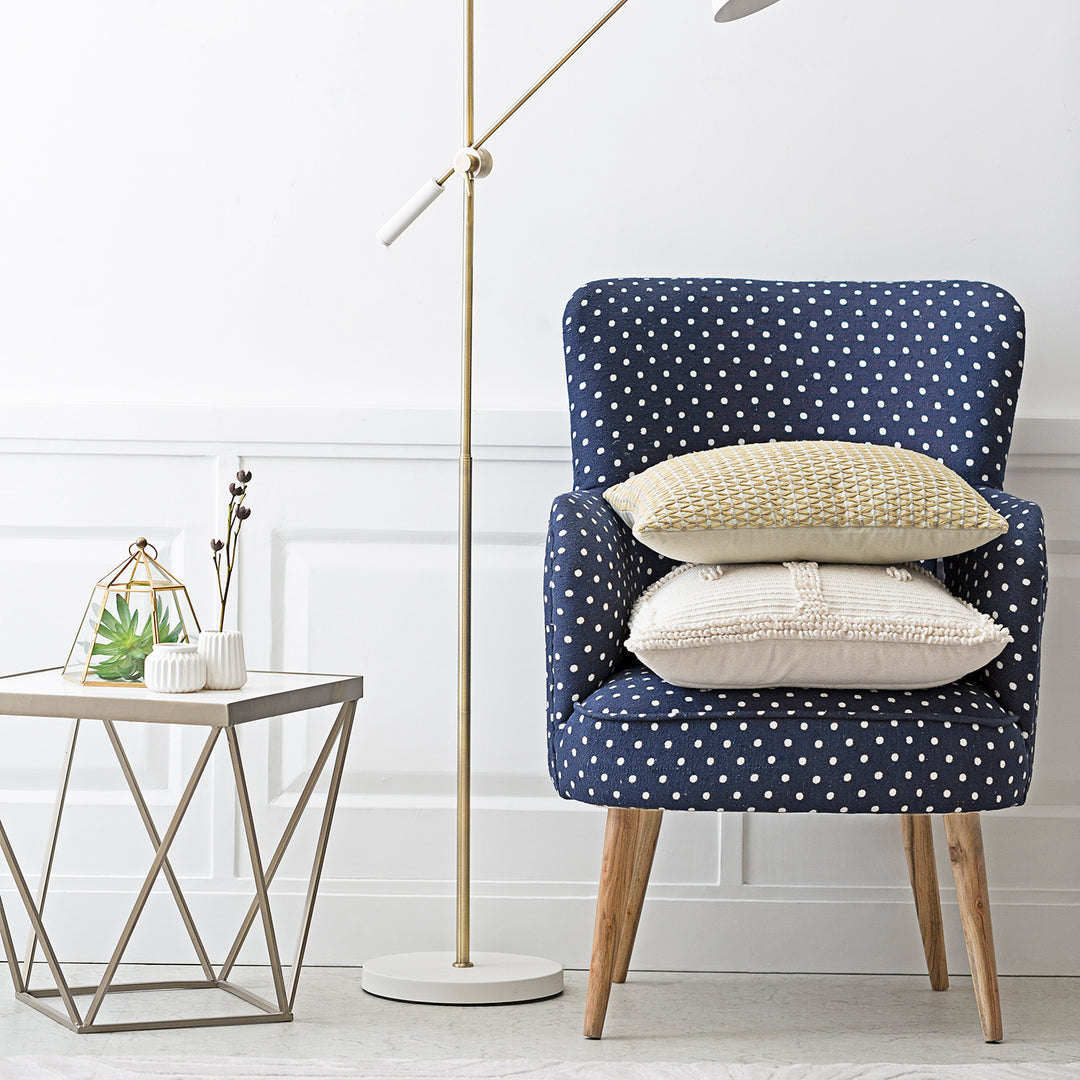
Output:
[0, 409, 1076, 973]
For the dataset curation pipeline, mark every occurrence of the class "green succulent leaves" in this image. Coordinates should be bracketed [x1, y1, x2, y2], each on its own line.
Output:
[89, 594, 183, 682]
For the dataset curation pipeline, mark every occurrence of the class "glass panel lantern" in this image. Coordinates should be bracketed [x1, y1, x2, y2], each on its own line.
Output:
[63, 538, 202, 687]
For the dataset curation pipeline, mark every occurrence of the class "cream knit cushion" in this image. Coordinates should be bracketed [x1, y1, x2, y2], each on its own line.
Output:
[626, 561, 1011, 691]
[603, 441, 1008, 564]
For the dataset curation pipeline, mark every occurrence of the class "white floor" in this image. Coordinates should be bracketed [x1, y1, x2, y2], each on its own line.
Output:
[0, 968, 1078, 1065]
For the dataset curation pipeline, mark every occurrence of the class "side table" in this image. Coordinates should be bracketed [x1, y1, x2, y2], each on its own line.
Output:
[0, 667, 362, 1033]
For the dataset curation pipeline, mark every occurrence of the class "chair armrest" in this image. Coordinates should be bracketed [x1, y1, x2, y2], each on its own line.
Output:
[543, 490, 670, 756]
[944, 487, 1048, 736]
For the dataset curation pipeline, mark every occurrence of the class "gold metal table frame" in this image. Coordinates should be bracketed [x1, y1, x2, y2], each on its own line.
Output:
[0, 668, 361, 1034]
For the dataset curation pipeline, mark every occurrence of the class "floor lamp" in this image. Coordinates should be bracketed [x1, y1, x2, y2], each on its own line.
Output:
[362, 0, 783, 1006]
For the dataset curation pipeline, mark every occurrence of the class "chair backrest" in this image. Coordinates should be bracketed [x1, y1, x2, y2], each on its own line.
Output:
[563, 278, 1025, 491]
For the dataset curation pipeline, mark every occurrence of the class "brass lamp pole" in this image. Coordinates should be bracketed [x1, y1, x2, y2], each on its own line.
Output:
[362, 0, 783, 1006]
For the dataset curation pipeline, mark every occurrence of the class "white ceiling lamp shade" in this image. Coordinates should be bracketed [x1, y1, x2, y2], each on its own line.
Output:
[713, 0, 784, 22]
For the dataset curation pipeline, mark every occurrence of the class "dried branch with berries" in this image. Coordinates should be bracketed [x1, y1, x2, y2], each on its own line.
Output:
[211, 470, 253, 632]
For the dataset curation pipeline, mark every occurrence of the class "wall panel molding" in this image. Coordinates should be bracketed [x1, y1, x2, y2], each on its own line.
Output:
[1, 408, 1077, 972]
[0, 405, 1070, 460]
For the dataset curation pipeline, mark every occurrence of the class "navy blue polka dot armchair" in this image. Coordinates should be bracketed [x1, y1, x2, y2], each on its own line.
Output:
[543, 278, 1047, 1041]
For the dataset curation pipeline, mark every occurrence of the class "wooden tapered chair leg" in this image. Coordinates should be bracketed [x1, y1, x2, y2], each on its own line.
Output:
[943, 812, 1003, 1043]
[900, 814, 949, 991]
[612, 809, 663, 984]
[584, 807, 642, 1040]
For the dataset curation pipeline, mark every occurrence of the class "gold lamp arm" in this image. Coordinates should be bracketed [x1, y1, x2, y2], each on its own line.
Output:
[377, 0, 782, 244]
[438, 0, 634, 185]
[377, 0, 634, 246]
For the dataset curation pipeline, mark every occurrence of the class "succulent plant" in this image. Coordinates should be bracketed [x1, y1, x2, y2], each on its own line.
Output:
[89, 594, 183, 682]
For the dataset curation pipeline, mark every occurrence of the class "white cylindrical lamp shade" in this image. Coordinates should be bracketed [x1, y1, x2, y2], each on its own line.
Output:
[713, 0, 783, 21]
[376, 178, 446, 247]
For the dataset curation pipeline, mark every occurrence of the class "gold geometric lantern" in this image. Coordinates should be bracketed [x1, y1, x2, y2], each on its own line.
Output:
[62, 538, 202, 687]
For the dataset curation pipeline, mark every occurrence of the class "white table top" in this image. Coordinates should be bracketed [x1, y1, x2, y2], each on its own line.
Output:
[0, 668, 363, 727]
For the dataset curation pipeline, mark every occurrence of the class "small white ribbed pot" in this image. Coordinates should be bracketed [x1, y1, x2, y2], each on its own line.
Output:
[198, 630, 247, 690]
[144, 643, 207, 694]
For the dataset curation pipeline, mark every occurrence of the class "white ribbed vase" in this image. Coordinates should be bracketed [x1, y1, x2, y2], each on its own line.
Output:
[144, 643, 207, 694]
[198, 631, 247, 690]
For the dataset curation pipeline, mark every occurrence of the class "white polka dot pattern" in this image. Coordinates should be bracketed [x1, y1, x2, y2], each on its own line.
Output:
[564, 279, 1024, 491]
[554, 686, 1030, 813]
[945, 487, 1048, 739]
[584, 669, 1015, 723]
[544, 279, 1047, 814]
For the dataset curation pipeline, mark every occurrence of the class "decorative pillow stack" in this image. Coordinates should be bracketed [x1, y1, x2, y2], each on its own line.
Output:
[604, 441, 1012, 691]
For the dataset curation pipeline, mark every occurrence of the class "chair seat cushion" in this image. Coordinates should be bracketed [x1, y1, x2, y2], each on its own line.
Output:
[552, 665, 1030, 813]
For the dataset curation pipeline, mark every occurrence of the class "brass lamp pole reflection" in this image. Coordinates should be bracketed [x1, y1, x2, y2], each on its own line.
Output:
[362, 0, 784, 1007]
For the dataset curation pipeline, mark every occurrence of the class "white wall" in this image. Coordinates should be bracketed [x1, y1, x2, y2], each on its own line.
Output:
[0, 0, 1077, 416]
[0, 1, 1078, 977]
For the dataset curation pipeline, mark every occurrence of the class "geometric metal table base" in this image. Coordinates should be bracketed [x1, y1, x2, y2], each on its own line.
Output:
[0, 696, 355, 1034]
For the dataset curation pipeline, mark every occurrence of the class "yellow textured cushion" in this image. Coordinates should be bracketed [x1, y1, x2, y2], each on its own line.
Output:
[603, 441, 1008, 564]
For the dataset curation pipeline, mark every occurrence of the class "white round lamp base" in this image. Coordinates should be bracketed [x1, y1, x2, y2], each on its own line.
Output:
[361, 951, 564, 1005]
